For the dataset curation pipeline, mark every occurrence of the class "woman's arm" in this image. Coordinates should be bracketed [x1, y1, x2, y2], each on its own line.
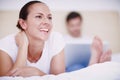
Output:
[8, 32, 46, 77]
[0, 46, 28, 76]
[10, 66, 46, 77]
[0, 50, 13, 76]
[12, 32, 28, 69]
[50, 49, 65, 75]
[0, 32, 46, 77]
[0, 32, 28, 76]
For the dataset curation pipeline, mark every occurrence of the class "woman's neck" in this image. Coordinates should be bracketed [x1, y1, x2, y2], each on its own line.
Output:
[27, 35, 45, 58]
[29, 41, 44, 56]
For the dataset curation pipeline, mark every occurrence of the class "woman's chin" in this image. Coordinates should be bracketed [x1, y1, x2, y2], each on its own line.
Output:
[37, 36, 49, 41]
[39, 31, 50, 41]
[32, 32, 50, 41]
[41, 37, 48, 41]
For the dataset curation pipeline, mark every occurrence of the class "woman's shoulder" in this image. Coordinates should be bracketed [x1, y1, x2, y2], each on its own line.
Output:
[0, 33, 17, 46]
[47, 31, 65, 44]
[0, 33, 18, 62]
[0, 33, 16, 42]
[47, 32, 65, 57]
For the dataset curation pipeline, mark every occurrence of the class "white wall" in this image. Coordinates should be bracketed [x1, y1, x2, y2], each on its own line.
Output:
[0, 0, 120, 11]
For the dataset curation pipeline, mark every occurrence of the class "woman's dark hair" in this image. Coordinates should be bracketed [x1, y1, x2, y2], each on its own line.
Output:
[17, 1, 44, 30]
[66, 12, 83, 23]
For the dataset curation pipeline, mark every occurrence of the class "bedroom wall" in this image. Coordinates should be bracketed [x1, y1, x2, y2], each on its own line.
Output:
[0, 11, 120, 53]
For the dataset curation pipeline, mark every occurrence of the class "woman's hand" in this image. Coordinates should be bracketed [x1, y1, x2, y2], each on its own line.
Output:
[7, 67, 46, 77]
[13, 31, 29, 69]
[15, 31, 29, 47]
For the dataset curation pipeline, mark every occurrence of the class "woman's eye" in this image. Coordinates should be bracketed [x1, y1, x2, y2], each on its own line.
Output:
[48, 17, 52, 20]
[36, 16, 42, 19]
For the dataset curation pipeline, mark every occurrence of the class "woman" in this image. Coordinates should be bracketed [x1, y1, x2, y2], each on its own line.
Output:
[0, 1, 65, 77]
[0, 1, 111, 77]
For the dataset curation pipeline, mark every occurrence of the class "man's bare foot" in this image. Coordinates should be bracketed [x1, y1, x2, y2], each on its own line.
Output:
[89, 36, 103, 65]
[99, 49, 112, 63]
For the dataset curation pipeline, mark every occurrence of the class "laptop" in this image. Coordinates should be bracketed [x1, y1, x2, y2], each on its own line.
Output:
[65, 43, 109, 71]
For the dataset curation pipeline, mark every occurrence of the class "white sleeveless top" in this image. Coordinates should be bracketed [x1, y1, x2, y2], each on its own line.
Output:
[0, 32, 65, 74]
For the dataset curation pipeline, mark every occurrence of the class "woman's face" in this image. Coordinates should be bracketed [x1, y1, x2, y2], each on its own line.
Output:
[23, 3, 52, 41]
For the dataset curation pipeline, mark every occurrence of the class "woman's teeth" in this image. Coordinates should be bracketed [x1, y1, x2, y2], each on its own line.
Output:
[40, 29, 49, 32]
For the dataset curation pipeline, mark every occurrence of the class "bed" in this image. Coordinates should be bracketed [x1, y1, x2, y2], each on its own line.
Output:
[0, 61, 120, 80]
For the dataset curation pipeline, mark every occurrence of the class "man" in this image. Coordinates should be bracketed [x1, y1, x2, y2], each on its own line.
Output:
[64, 12, 112, 72]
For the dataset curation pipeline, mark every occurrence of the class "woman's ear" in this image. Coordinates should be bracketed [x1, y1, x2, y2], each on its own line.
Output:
[18, 19, 27, 30]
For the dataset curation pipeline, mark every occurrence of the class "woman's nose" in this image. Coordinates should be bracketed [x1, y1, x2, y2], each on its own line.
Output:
[42, 17, 50, 24]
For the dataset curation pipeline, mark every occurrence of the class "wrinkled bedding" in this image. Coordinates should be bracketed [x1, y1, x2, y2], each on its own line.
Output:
[0, 62, 120, 80]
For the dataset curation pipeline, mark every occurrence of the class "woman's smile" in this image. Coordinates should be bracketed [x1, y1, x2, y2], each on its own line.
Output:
[39, 28, 49, 35]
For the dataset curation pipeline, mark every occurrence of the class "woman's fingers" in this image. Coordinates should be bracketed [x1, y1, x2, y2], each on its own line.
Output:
[6, 68, 18, 76]
[15, 31, 29, 47]
[12, 68, 21, 77]
[12, 68, 22, 76]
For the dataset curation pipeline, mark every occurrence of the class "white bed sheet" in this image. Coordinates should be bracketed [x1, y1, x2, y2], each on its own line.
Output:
[0, 62, 120, 80]
[112, 53, 120, 63]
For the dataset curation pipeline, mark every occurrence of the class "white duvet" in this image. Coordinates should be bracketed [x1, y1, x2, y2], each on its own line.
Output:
[0, 62, 120, 80]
